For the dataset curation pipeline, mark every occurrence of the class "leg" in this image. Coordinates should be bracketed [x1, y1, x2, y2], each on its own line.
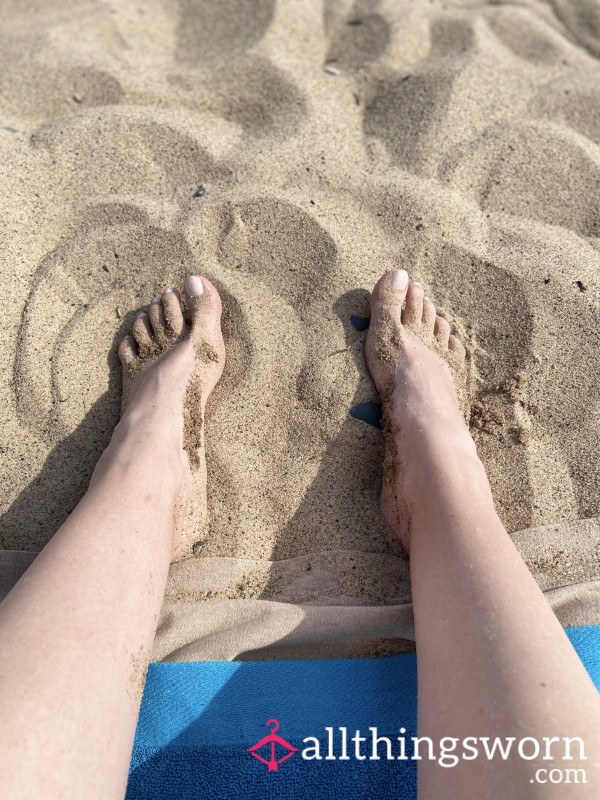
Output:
[0, 276, 225, 799]
[367, 269, 600, 798]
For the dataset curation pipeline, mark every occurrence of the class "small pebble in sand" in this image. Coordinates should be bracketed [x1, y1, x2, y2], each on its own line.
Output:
[575, 280, 587, 292]
[192, 540, 205, 555]
[116, 307, 123, 319]
[324, 64, 341, 76]
[102, 264, 109, 273]
[193, 186, 206, 198]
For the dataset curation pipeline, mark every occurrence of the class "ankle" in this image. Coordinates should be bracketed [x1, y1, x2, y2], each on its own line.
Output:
[401, 425, 489, 504]
[117, 400, 183, 443]
[93, 414, 186, 496]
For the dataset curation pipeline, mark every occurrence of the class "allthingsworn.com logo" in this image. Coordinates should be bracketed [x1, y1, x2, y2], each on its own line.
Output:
[247, 720, 299, 771]
[246, 719, 588, 785]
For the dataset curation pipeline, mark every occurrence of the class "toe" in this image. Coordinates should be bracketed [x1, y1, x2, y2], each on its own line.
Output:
[184, 275, 225, 376]
[162, 288, 185, 337]
[148, 296, 169, 346]
[422, 297, 436, 334]
[434, 315, 451, 348]
[118, 335, 138, 367]
[185, 275, 223, 333]
[402, 281, 424, 329]
[366, 269, 409, 385]
[132, 312, 156, 355]
[448, 334, 466, 364]
[370, 268, 409, 328]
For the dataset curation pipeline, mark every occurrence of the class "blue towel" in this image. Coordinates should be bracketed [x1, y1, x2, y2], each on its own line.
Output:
[127, 625, 600, 799]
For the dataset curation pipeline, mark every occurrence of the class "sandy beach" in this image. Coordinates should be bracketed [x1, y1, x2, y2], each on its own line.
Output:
[1, 0, 599, 597]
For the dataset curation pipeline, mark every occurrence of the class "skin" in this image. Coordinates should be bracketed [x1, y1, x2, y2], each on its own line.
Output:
[367, 269, 600, 798]
[0, 276, 224, 799]
[0, 269, 598, 798]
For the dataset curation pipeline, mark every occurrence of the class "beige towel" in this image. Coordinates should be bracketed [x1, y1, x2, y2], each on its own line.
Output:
[1, 518, 598, 661]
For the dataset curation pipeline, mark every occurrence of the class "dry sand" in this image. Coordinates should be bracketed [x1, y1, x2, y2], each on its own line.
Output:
[1, 0, 600, 599]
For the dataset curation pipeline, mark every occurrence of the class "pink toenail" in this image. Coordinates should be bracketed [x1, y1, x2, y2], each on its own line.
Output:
[186, 275, 204, 298]
[391, 269, 408, 290]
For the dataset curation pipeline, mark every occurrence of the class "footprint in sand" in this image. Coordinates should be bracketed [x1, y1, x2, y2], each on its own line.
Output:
[218, 198, 338, 306]
[31, 110, 226, 205]
[363, 62, 456, 173]
[169, 57, 306, 142]
[206, 58, 306, 141]
[174, 0, 275, 66]
[530, 77, 600, 147]
[324, 0, 390, 72]
[0, 66, 123, 126]
[484, 5, 570, 65]
[550, 0, 600, 58]
[441, 122, 600, 238]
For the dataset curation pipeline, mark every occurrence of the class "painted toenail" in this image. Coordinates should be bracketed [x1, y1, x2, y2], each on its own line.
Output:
[391, 269, 409, 290]
[186, 275, 204, 298]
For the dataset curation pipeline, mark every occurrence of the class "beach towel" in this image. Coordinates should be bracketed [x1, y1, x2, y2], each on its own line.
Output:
[126, 627, 600, 799]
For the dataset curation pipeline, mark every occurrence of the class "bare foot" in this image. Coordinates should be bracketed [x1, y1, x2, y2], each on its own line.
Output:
[366, 269, 475, 552]
[115, 275, 225, 561]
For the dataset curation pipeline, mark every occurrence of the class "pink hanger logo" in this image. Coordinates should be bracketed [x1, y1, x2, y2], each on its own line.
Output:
[247, 719, 299, 772]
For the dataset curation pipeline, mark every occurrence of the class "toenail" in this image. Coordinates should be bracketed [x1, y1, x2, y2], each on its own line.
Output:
[152, 296, 161, 304]
[413, 281, 422, 287]
[136, 311, 147, 318]
[391, 269, 408, 290]
[164, 287, 175, 294]
[186, 275, 204, 298]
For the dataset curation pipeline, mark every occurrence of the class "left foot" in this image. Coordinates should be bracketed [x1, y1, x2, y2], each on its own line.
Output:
[109, 275, 225, 561]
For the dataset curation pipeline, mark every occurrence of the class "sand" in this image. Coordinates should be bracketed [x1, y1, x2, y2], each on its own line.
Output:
[1, 0, 600, 597]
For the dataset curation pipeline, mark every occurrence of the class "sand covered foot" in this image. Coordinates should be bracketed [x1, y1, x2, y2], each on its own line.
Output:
[117, 275, 225, 561]
[366, 269, 473, 551]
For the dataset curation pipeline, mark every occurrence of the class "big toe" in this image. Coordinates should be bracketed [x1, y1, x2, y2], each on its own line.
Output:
[185, 275, 225, 363]
[370, 269, 409, 328]
[366, 269, 409, 387]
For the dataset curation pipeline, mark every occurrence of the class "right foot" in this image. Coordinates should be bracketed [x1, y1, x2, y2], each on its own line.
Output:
[366, 269, 476, 551]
